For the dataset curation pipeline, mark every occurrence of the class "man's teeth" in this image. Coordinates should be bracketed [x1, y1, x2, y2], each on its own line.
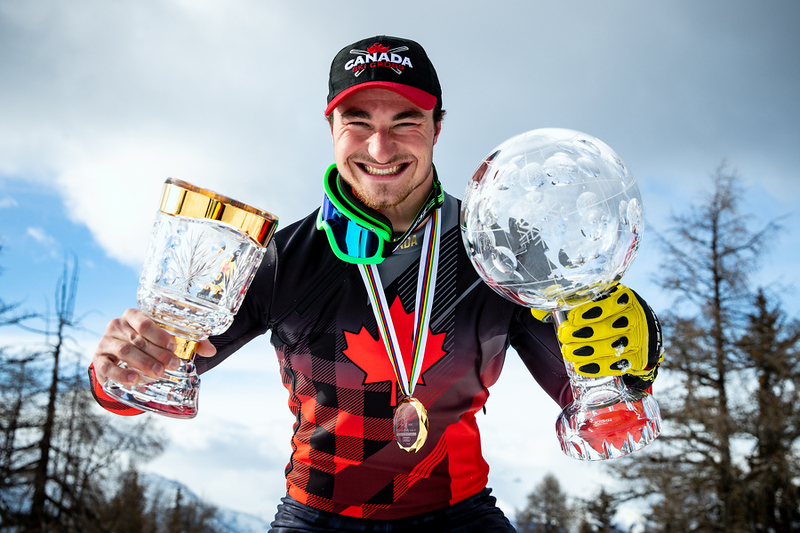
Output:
[364, 164, 402, 175]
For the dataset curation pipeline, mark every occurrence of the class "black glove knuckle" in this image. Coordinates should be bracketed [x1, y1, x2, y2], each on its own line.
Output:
[610, 359, 630, 372]
[611, 336, 629, 349]
[573, 346, 594, 357]
[582, 306, 603, 320]
[579, 363, 601, 375]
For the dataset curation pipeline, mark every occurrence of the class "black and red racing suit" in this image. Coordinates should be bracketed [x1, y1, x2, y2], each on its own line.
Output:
[92, 192, 571, 520]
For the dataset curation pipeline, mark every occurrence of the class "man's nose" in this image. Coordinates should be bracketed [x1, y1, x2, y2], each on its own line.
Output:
[367, 130, 397, 163]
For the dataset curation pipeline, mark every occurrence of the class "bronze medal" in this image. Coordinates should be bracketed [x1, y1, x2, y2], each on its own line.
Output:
[393, 397, 429, 453]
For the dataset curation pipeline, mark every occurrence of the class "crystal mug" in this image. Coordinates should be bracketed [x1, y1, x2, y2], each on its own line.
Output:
[103, 178, 278, 418]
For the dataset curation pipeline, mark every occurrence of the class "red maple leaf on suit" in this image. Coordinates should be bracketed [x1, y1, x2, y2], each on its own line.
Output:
[343, 296, 448, 405]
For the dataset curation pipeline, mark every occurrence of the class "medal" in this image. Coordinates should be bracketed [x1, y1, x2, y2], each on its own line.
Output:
[359, 209, 441, 453]
[393, 397, 429, 453]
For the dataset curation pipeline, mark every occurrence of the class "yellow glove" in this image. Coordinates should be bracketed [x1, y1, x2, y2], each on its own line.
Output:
[535, 284, 664, 379]
[530, 308, 551, 322]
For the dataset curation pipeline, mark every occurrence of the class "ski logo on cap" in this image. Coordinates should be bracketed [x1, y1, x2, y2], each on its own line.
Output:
[344, 42, 413, 77]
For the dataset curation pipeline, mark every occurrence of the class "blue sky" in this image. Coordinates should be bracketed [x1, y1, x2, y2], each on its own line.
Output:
[2, 0, 799, 527]
[0, 179, 137, 323]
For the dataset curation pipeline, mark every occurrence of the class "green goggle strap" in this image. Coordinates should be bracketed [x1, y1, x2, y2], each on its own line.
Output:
[322, 164, 393, 241]
[319, 164, 445, 261]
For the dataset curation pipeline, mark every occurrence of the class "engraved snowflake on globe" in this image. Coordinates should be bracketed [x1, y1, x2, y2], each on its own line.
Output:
[460, 128, 643, 312]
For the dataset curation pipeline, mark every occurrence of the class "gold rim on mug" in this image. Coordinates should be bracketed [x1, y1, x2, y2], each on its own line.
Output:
[159, 178, 278, 247]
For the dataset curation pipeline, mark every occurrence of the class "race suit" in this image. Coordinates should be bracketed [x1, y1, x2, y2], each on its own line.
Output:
[92, 192, 572, 520]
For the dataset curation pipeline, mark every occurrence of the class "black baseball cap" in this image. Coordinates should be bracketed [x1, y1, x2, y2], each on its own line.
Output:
[325, 35, 442, 116]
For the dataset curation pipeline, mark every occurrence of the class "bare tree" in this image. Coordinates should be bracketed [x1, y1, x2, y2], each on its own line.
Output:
[608, 164, 796, 532]
[0, 258, 165, 531]
[27, 260, 80, 528]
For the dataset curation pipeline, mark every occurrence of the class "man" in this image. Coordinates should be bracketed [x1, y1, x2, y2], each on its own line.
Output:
[91, 36, 663, 532]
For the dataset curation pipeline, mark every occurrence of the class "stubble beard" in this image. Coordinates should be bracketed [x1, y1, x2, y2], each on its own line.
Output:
[344, 160, 430, 211]
[353, 180, 417, 211]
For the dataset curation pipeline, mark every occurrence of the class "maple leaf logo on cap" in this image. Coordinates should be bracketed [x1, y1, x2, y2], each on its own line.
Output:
[367, 43, 390, 54]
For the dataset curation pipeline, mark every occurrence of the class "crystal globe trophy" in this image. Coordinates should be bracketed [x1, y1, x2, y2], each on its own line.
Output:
[103, 178, 278, 419]
[460, 128, 661, 460]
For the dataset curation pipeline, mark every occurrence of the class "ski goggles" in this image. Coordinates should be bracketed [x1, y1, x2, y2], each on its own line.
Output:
[316, 164, 444, 264]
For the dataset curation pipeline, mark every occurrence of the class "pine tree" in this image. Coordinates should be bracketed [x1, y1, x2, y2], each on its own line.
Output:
[738, 290, 800, 531]
[516, 473, 573, 533]
[578, 487, 619, 533]
[98, 468, 154, 533]
[161, 486, 220, 533]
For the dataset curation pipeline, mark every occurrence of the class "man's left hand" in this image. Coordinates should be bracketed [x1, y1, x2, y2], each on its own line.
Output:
[554, 284, 664, 381]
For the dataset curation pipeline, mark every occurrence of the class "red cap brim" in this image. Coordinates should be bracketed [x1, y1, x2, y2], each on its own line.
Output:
[324, 81, 438, 116]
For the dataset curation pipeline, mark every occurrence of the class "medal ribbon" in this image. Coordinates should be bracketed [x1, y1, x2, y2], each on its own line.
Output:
[358, 208, 441, 399]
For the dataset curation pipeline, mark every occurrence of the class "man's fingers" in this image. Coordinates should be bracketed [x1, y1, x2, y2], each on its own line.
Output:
[121, 309, 177, 351]
[196, 339, 217, 358]
[94, 309, 181, 382]
[93, 353, 139, 385]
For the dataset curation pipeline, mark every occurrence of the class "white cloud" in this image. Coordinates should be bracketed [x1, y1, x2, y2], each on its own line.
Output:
[0, 197, 18, 209]
[1, 0, 334, 266]
[2, 1, 798, 270]
[26, 226, 55, 246]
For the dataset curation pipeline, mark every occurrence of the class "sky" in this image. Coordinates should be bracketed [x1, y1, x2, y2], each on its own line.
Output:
[1, 0, 799, 527]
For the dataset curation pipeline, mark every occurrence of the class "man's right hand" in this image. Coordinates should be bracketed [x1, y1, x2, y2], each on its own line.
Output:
[92, 309, 217, 386]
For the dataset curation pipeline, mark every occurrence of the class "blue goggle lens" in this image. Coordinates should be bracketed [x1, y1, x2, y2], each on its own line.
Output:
[318, 195, 384, 263]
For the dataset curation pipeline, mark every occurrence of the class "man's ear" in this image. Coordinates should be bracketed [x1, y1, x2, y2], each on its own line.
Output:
[433, 120, 442, 145]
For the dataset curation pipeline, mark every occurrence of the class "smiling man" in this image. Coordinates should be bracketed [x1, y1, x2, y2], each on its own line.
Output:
[91, 35, 664, 532]
[330, 89, 439, 226]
